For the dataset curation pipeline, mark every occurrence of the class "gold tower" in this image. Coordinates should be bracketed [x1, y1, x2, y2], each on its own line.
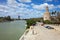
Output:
[43, 6, 51, 21]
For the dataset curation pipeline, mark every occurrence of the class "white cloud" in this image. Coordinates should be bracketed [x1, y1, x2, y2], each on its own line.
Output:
[18, 0, 31, 3]
[0, 2, 41, 19]
[7, 0, 16, 5]
[7, 0, 30, 8]
[45, 0, 52, 2]
[17, 3, 30, 7]
[32, 3, 55, 10]
[57, 5, 60, 8]
[0, 5, 9, 12]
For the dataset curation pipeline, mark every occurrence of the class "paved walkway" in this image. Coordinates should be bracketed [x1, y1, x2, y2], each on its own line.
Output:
[19, 25, 60, 40]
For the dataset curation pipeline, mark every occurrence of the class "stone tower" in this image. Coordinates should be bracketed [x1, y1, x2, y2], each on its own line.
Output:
[43, 6, 51, 21]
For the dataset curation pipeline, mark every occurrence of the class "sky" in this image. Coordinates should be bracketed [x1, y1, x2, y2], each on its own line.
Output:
[0, 0, 60, 19]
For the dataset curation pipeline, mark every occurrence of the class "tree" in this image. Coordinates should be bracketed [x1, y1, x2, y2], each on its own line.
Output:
[6, 16, 11, 21]
[51, 11, 57, 16]
[43, 20, 52, 24]
[26, 19, 36, 29]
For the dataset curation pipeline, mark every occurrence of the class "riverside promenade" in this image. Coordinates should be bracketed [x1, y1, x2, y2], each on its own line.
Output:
[19, 23, 60, 40]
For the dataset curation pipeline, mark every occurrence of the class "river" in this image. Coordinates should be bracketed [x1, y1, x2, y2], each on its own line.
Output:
[0, 20, 26, 40]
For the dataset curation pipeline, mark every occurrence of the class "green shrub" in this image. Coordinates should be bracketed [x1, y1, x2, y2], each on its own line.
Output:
[43, 20, 52, 24]
[26, 19, 36, 29]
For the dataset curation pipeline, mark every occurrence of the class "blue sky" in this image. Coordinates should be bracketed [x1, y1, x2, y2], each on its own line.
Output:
[0, 0, 60, 19]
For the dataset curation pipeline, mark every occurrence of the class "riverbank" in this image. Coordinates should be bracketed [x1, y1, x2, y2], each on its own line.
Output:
[0, 16, 14, 22]
[19, 23, 60, 40]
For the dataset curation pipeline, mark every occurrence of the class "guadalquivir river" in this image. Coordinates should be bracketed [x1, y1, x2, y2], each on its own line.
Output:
[0, 20, 26, 40]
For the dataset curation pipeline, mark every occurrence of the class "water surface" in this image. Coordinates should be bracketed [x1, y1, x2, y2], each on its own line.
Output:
[0, 20, 26, 40]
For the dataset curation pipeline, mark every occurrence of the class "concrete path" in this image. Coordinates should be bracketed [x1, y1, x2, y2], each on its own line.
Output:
[19, 25, 60, 40]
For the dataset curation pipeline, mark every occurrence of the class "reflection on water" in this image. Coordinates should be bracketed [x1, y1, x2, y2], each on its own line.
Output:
[0, 20, 26, 40]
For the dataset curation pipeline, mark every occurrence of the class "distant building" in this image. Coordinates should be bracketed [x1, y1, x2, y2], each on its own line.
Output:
[18, 16, 20, 20]
[43, 6, 51, 21]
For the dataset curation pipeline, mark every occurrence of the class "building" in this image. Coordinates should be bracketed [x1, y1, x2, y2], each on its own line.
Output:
[18, 16, 20, 20]
[43, 6, 51, 21]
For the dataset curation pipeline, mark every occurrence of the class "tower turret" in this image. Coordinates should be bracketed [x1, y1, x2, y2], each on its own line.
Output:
[46, 6, 49, 12]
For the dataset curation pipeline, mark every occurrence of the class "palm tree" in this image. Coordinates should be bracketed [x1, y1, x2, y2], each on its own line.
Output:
[51, 11, 57, 16]
[51, 12, 54, 16]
